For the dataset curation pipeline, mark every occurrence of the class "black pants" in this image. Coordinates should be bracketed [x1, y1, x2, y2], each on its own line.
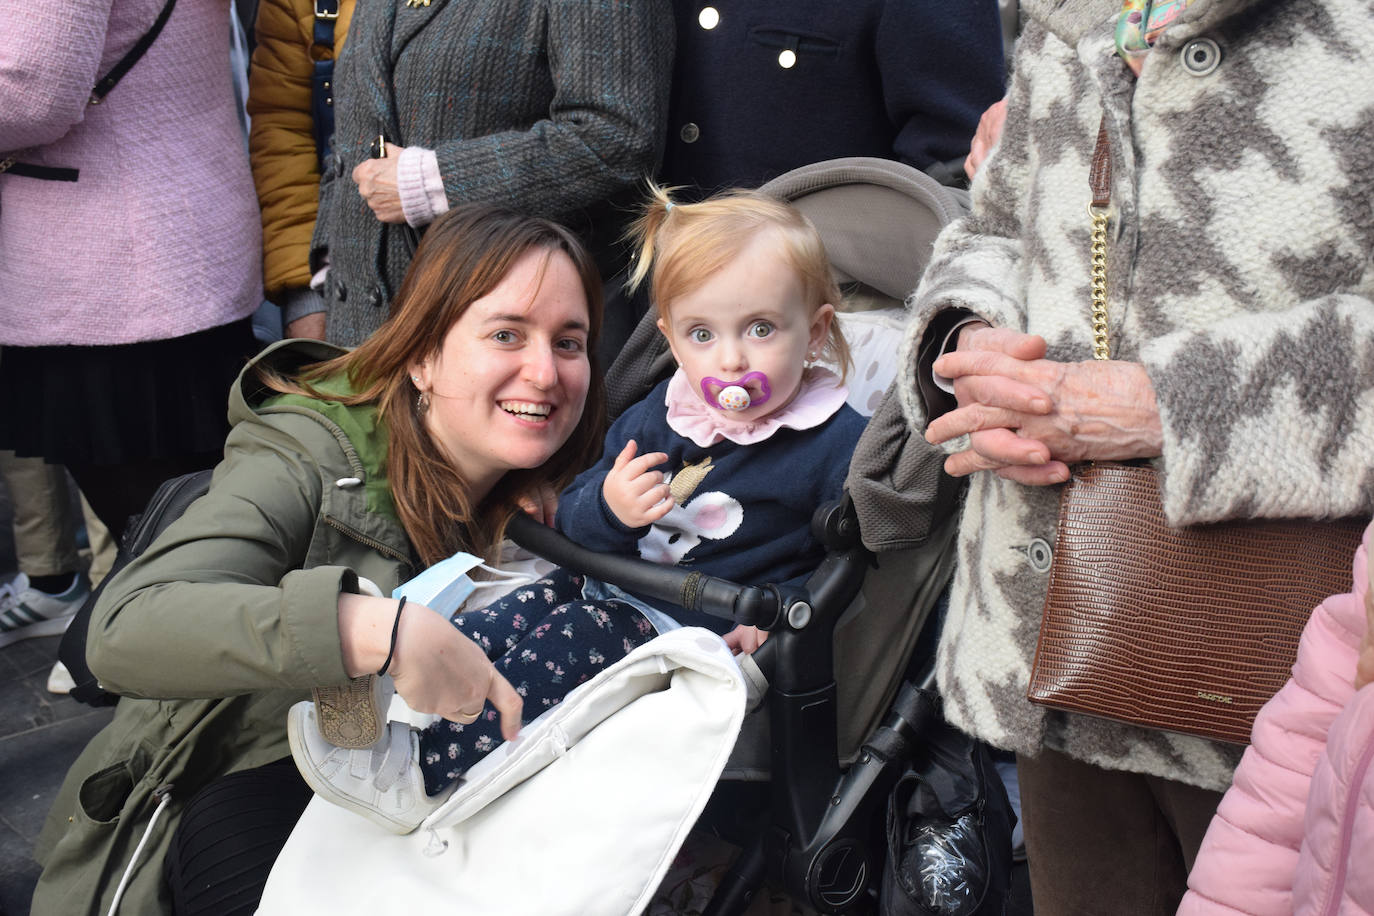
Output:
[163, 758, 313, 916]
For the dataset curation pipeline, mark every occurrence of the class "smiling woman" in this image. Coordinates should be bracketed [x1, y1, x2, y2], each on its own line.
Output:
[30, 203, 607, 916]
[413, 247, 594, 502]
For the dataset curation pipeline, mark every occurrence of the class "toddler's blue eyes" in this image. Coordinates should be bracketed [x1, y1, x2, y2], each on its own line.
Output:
[748, 321, 773, 338]
[689, 328, 713, 343]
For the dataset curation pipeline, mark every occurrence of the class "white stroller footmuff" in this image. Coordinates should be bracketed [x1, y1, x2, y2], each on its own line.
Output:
[259, 627, 746, 916]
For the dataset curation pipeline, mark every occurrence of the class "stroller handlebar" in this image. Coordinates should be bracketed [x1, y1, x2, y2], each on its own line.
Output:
[505, 512, 786, 629]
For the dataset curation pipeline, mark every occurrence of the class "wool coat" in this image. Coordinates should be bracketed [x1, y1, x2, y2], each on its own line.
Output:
[0, 0, 262, 347]
[312, 0, 673, 346]
[660, 0, 1006, 194]
[895, 0, 1374, 791]
[30, 340, 417, 915]
[1180, 524, 1374, 915]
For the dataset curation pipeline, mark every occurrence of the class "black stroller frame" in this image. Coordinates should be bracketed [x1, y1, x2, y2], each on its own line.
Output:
[509, 503, 950, 914]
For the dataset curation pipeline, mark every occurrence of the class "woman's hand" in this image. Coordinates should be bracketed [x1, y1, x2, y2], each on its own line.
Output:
[964, 97, 1008, 181]
[723, 624, 768, 655]
[351, 142, 407, 224]
[516, 483, 559, 527]
[602, 440, 674, 528]
[338, 593, 523, 739]
[927, 325, 1164, 485]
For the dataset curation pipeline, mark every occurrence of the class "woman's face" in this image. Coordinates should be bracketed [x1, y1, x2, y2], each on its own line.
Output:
[411, 247, 592, 500]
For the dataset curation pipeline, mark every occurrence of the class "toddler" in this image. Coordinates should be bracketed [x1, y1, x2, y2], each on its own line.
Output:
[289, 184, 866, 832]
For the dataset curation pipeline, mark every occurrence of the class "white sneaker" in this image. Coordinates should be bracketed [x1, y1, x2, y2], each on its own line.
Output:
[0, 573, 88, 649]
[46, 660, 77, 695]
[287, 702, 450, 834]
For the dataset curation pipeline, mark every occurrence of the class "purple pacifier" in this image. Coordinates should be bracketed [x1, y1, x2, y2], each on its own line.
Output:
[700, 371, 772, 411]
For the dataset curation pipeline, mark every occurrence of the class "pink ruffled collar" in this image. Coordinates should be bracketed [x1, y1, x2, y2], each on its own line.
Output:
[664, 367, 850, 447]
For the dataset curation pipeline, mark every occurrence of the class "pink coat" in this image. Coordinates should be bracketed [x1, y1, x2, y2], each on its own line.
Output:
[1179, 522, 1374, 916]
[0, 0, 261, 346]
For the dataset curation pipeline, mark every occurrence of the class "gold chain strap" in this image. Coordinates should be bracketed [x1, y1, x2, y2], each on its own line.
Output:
[0, 156, 15, 175]
[1088, 203, 1111, 361]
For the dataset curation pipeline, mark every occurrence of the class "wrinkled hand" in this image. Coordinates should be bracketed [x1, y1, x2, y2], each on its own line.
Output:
[602, 439, 674, 528]
[285, 312, 326, 341]
[351, 142, 406, 224]
[964, 98, 1008, 181]
[1357, 586, 1374, 691]
[927, 325, 1163, 485]
[723, 624, 769, 655]
[338, 593, 522, 739]
[516, 483, 559, 528]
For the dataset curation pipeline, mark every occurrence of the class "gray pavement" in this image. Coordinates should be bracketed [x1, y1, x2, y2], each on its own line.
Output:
[0, 480, 117, 916]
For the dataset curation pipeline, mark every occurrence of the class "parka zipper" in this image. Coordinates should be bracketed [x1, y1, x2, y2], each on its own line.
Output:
[324, 515, 412, 567]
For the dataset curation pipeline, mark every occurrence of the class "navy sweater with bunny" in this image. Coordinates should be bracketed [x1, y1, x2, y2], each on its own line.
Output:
[555, 373, 866, 633]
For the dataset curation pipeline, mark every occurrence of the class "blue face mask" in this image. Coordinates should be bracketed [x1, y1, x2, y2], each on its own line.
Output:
[394, 551, 485, 618]
[395, 551, 548, 619]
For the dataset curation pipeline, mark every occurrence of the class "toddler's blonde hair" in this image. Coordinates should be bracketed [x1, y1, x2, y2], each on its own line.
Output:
[626, 182, 851, 380]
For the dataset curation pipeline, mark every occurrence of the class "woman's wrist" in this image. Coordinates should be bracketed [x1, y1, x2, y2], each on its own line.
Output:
[336, 592, 394, 677]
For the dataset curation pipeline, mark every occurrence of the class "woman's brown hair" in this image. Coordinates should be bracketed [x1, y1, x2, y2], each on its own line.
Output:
[264, 203, 606, 565]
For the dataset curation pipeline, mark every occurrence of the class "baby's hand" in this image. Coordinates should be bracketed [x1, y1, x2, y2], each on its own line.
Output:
[723, 625, 769, 655]
[603, 440, 674, 528]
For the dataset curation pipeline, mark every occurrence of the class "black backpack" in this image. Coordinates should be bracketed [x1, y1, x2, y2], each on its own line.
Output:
[59, 469, 213, 706]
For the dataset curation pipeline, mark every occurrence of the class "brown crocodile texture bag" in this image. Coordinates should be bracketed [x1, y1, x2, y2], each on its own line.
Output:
[1027, 461, 1364, 745]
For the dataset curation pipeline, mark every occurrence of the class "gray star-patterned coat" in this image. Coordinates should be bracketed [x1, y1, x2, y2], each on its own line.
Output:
[896, 0, 1374, 791]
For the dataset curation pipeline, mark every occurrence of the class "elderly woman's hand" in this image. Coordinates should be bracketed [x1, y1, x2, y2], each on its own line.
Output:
[351, 142, 407, 224]
[964, 98, 1008, 181]
[338, 593, 523, 739]
[927, 325, 1164, 485]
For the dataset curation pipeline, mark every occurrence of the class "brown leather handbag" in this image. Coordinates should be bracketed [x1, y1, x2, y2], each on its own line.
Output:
[1027, 461, 1363, 744]
[1024, 119, 1364, 745]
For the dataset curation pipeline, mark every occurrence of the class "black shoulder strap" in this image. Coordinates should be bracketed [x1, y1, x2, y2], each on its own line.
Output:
[89, 0, 179, 105]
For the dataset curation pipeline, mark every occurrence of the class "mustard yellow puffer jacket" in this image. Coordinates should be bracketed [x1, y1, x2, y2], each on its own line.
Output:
[247, 0, 354, 303]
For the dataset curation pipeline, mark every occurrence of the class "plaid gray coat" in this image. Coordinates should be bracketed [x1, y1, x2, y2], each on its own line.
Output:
[312, 0, 672, 346]
[896, 0, 1374, 791]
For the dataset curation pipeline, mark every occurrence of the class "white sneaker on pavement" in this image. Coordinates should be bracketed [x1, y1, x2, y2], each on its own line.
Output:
[0, 573, 88, 649]
[46, 660, 77, 695]
[287, 701, 450, 835]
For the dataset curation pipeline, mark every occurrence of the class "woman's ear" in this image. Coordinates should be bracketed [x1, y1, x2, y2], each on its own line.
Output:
[408, 361, 430, 392]
[808, 303, 836, 354]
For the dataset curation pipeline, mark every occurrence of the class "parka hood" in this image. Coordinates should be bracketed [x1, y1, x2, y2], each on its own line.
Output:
[230, 338, 395, 519]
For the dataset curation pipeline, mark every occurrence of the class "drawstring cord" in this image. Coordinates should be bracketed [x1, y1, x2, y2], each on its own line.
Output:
[105, 783, 174, 916]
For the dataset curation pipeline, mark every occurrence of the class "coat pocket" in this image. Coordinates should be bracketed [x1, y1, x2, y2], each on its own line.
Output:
[77, 744, 153, 825]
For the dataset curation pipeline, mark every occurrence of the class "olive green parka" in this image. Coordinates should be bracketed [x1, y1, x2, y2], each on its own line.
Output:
[32, 339, 416, 915]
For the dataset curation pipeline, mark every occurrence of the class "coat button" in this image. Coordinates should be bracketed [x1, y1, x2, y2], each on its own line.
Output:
[1180, 38, 1221, 76]
[680, 122, 700, 143]
[697, 6, 719, 29]
[335, 282, 347, 302]
[369, 288, 384, 309]
[778, 49, 797, 69]
[1025, 537, 1053, 572]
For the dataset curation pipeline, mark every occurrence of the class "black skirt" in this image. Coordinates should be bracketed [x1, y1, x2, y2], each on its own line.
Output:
[0, 319, 261, 467]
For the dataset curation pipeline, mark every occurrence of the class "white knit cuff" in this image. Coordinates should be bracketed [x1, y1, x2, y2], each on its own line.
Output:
[397, 147, 449, 228]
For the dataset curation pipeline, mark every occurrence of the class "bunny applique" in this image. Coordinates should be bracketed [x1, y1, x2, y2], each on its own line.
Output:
[638, 457, 744, 565]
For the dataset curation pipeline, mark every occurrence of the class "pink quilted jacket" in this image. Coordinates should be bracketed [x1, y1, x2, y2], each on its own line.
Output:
[1179, 522, 1374, 916]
